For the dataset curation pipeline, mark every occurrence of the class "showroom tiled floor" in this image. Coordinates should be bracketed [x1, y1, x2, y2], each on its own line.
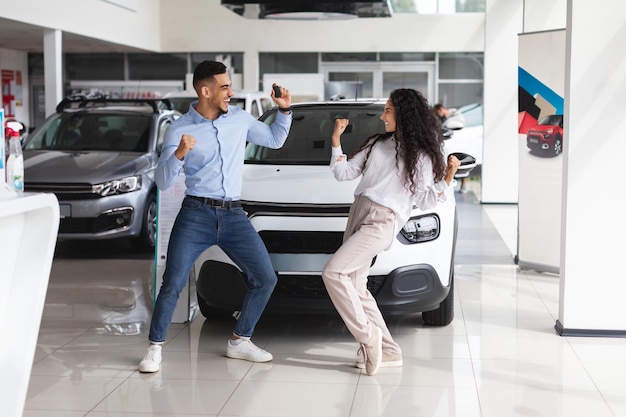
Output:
[23, 186, 626, 417]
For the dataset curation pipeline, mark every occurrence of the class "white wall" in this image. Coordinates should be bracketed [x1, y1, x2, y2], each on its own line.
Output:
[0, 48, 29, 131]
[160, 1, 484, 53]
[0, 0, 161, 52]
[523, 0, 567, 33]
[160, 0, 485, 91]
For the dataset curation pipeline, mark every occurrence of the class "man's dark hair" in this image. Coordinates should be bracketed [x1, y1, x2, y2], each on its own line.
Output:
[432, 103, 445, 112]
[192, 60, 227, 89]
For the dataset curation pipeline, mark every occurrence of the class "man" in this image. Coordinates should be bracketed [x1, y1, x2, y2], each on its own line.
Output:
[139, 60, 292, 373]
[433, 103, 466, 130]
[433, 103, 467, 192]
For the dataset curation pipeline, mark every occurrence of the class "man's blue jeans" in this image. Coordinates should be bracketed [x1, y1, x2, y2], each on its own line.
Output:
[148, 196, 277, 343]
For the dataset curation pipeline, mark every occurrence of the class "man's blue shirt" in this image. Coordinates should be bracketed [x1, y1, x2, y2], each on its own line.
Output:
[155, 101, 292, 200]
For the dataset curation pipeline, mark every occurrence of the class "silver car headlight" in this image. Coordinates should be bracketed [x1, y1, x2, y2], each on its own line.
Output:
[400, 214, 440, 243]
[93, 175, 142, 196]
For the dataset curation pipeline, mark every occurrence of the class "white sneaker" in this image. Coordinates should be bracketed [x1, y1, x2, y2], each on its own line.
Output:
[139, 344, 162, 373]
[226, 339, 273, 362]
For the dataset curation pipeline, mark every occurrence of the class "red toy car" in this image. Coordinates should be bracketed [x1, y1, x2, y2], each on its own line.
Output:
[526, 114, 564, 157]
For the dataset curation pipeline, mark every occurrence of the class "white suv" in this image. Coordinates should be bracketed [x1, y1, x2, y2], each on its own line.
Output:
[193, 100, 475, 326]
[163, 89, 273, 118]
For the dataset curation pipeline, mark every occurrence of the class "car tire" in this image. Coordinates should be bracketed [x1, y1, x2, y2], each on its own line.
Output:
[196, 291, 233, 319]
[422, 275, 454, 326]
[131, 191, 157, 252]
[553, 136, 562, 156]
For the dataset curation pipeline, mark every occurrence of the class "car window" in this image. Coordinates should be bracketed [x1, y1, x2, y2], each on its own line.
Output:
[156, 119, 171, 153]
[457, 103, 483, 128]
[538, 115, 563, 126]
[245, 105, 385, 165]
[23, 115, 63, 151]
[250, 100, 260, 118]
[24, 113, 151, 152]
[230, 98, 246, 112]
[260, 98, 273, 113]
[167, 97, 195, 113]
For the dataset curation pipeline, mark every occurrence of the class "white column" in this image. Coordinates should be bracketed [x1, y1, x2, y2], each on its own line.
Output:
[243, 50, 260, 92]
[556, 0, 626, 336]
[481, 0, 523, 203]
[43, 29, 63, 118]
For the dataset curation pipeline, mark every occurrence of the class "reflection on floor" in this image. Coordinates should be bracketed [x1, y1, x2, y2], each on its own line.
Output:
[23, 187, 626, 417]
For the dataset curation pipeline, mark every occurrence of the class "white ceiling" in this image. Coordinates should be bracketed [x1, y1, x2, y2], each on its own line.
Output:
[0, 2, 393, 54]
[0, 17, 148, 54]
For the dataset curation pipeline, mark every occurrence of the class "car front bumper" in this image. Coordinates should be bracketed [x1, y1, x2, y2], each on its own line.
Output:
[195, 259, 450, 316]
[54, 190, 148, 240]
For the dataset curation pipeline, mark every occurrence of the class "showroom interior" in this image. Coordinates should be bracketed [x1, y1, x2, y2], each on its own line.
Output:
[1, 0, 625, 416]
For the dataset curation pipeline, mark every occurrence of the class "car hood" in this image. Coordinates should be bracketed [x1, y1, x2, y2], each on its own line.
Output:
[528, 125, 559, 132]
[242, 165, 358, 204]
[23, 150, 154, 184]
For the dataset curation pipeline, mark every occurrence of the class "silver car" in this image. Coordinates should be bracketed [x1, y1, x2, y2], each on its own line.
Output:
[22, 96, 180, 251]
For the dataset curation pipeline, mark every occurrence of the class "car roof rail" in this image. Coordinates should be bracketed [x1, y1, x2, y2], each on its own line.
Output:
[56, 96, 174, 114]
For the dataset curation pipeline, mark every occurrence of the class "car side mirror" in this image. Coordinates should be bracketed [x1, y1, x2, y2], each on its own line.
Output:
[450, 152, 477, 179]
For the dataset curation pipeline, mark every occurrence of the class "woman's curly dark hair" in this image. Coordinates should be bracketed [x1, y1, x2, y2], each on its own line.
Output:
[350, 88, 446, 194]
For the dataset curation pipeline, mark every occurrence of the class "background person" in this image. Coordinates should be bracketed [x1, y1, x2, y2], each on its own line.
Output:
[433, 103, 468, 192]
[139, 60, 293, 373]
[323, 89, 460, 376]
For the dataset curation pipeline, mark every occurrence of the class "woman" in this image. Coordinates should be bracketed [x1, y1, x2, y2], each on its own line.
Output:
[322, 89, 460, 376]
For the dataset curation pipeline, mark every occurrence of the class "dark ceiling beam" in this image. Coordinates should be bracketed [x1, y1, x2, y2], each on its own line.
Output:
[220, 1, 393, 19]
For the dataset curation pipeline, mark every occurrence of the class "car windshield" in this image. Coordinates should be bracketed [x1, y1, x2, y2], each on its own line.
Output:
[538, 115, 563, 126]
[23, 113, 152, 152]
[245, 104, 385, 165]
[457, 103, 483, 128]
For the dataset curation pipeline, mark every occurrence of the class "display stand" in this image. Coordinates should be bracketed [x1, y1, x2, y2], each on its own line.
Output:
[154, 174, 196, 323]
[0, 192, 59, 417]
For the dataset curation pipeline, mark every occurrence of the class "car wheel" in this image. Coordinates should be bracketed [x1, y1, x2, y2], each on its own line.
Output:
[422, 275, 454, 326]
[553, 136, 562, 156]
[131, 191, 157, 252]
[196, 291, 233, 319]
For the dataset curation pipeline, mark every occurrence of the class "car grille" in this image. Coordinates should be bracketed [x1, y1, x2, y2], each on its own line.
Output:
[242, 202, 351, 254]
[58, 208, 133, 234]
[25, 182, 100, 200]
[239, 201, 387, 295]
[242, 202, 351, 217]
[260, 231, 343, 254]
[59, 217, 96, 233]
[276, 274, 386, 297]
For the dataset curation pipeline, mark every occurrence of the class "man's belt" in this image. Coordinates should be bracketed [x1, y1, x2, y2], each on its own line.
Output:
[187, 195, 242, 208]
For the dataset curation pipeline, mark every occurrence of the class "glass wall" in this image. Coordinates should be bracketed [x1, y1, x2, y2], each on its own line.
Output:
[392, 0, 485, 14]
[437, 52, 483, 108]
[127, 53, 187, 81]
[29, 49, 483, 112]
[65, 53, 125, 81]
[191, 53, 244, 75]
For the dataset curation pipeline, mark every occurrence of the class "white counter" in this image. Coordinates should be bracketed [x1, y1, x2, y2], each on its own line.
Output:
[0, 192, 59, 417]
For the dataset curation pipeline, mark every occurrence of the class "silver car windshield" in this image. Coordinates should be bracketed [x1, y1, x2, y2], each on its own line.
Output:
[24, 113, 152, 152]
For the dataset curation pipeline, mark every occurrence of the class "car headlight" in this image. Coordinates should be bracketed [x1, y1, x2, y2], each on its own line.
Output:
[400, 214, 440, 243]
[93, 175, 142, 196]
